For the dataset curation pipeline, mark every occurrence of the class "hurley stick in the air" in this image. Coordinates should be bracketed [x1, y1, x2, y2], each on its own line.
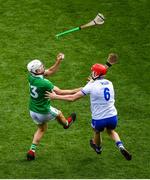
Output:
[56, 13, 105, 38]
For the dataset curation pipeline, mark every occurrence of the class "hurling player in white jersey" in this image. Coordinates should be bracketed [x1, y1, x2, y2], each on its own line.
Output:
[46, 63, 132, 160]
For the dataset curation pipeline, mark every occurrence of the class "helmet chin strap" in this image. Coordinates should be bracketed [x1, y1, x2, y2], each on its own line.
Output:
[92, 73, 104, 80]
[37, 72, 44, 75]
[31, 71, 38, 75]
[92, 76, 101, 80]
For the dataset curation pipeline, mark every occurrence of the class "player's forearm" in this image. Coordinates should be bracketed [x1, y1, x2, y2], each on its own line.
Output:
[45, 59, 61, 76]
[54, 94, 76, 101]
[58, 87, 82, 95]
[45, 90, 83, 101]
[44, 53, 64, 76]
[49, 58, 61, 71]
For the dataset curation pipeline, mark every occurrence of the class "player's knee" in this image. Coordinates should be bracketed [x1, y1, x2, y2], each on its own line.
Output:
[95, 131, 100, 134]
[38, 123, 47, 132]
[58, 110, 62, 116]
[57, 110, 63, 118]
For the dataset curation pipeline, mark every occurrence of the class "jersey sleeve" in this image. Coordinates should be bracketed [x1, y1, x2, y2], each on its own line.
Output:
[44, 79, 54, 91]
[81, 82, 92, 95]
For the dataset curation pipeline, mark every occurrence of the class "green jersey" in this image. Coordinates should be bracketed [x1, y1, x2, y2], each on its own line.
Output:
[28, 74, 54, 114]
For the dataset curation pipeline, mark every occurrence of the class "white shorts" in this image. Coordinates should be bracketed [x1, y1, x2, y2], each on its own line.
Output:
[30, 106, 60, 125]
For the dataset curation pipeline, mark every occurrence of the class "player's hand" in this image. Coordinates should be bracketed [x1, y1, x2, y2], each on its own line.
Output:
[87, 75, 94, 83]
[56, 53, 65, 61]
[87, 75, 92, 81]
[45, 91, 56, 100]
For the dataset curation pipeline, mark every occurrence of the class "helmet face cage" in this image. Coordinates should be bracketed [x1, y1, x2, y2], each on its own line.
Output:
[35, 64, 45, 75]
[91, 71, 99, 80]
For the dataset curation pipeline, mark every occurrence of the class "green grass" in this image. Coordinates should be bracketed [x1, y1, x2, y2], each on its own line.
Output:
[0, 0, 150, 178]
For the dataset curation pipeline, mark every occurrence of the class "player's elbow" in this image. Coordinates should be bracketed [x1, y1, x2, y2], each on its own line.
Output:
[56, 89, 63, 95]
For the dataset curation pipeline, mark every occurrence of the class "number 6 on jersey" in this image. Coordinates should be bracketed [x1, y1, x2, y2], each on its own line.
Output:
[104, 88, 110, 101]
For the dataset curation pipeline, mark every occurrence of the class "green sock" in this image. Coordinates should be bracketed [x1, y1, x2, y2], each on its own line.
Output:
[30, 143, 37, 152]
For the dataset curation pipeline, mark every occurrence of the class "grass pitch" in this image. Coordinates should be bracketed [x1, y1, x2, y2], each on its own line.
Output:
[0, 0, 150, 178]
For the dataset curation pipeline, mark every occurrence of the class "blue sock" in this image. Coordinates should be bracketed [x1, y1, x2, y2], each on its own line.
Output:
[116, 141, 124, 149]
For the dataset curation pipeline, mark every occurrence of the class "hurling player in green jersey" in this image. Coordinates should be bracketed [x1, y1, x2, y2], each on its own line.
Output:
[26, 53, 81, 160]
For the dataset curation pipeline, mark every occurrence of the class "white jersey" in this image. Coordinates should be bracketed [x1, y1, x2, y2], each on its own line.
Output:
[81, 78, 117, 120]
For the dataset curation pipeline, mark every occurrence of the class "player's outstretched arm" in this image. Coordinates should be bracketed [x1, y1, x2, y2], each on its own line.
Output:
[53, 86, 82, 95]
[44, 53, 64, 76]
[45, 91, 84, 102]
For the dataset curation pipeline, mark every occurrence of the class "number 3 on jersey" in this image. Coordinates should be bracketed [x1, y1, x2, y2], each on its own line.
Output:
[30, 85, 38, 98]
[104, 88, 110, 101]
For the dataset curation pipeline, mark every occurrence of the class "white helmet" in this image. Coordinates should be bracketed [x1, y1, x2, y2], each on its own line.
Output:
[27, 59, 43, 74]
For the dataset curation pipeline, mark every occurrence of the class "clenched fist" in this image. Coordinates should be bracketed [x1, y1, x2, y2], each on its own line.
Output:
[57, 53, 65, 61]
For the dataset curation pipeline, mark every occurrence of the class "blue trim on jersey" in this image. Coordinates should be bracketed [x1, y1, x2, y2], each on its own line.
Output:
[81, 90, 86, 95]
[91, 116, 118, 132]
